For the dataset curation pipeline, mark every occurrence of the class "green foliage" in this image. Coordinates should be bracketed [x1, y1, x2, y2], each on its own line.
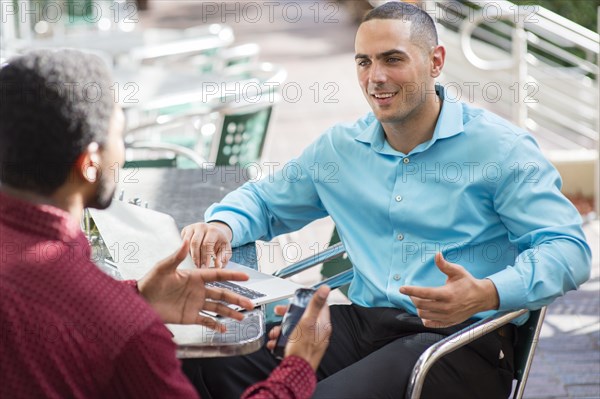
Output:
[512, 0, 600, 32]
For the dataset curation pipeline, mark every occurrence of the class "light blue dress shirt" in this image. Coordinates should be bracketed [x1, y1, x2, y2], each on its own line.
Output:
[206, 88, 591, 324]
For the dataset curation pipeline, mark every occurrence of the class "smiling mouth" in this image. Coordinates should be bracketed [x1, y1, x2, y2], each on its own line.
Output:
[371, 92, 397, 99]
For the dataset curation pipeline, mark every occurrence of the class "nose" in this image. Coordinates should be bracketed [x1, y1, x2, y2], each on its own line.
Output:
[369, 62, 386, 84]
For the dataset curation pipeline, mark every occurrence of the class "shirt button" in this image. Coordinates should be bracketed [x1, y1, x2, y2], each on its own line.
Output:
[393, 274, 401, 281]
[403, 157, 410, 164]
[395, 195, 402, 202]
[397, 234, 404, 241]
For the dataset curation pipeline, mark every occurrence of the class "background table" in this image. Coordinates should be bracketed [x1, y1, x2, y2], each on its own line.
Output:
[116, 166, 257, 268]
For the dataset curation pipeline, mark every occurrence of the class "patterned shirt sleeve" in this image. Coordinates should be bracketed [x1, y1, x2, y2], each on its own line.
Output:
[241, 356, 317, 399]
[122, 279, 139, 293]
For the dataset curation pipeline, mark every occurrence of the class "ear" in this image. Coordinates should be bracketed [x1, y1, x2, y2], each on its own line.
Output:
[430, 45, 445, 78]
[74, 142, 101, 183]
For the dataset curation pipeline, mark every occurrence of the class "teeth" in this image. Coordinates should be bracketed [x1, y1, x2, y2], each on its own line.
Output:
[373, 93, 395, 99]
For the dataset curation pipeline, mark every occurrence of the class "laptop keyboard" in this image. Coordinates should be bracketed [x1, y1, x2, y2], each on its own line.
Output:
[206, 281, 267, 300]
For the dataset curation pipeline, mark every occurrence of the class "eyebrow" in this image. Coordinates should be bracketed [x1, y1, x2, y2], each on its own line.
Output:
[355, 49, 409, 60]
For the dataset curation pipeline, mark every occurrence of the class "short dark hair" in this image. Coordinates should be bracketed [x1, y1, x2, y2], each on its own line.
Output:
[363, 1, 438, 50]
[0, 49, 114, 195]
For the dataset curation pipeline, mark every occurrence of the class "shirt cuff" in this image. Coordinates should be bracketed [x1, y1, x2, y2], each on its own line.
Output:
[486, 267, 527, 311]
[240, 356, 316, 399]
[122, 279, 140, 294]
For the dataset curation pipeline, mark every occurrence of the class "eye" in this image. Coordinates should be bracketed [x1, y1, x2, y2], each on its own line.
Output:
[387, 57, 401, 64]
[356, 59, 370, 67]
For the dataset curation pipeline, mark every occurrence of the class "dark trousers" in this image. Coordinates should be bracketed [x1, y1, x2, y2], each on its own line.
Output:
[183, 304, 515, 399]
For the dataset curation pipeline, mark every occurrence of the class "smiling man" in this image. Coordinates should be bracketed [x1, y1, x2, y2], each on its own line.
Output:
[181, 2, 591, 398]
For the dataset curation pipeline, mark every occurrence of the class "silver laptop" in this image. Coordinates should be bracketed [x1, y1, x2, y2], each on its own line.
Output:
[87, 200, 304, 307]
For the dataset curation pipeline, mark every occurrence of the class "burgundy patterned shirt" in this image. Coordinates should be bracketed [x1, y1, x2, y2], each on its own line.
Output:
[0, 192, 316, 399]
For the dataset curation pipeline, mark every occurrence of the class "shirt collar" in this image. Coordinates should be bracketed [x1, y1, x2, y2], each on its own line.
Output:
[0, 191, 84, 243]
[355, 85, 464, 156]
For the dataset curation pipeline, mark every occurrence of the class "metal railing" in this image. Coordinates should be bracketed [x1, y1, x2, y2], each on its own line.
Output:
[433, 0, 599, 149]
[421, 0, 599, 214]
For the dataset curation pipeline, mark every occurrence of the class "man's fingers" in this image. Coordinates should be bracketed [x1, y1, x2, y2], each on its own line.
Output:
[214, 248, 223, 269]
[274, 305, 288, 316]
[400, 285, 444, 301]
[221, 247, 232, 265]
[269, 325, 281, 340]
[200, 229, 226, 267]
[202, 301, 247, 321]
[416, 308, 447, 321]
[214, 244, 231, 269]
[201, 244, 215, 269]
[200, 269, 250, 283]
[421, 317, 456, 329]
[186, 230, 204, 268]
[205, 286, 254, 311]
[266, 326, 282, 351]
[180, 223, 231, 268]
[410, 296, 448, 312]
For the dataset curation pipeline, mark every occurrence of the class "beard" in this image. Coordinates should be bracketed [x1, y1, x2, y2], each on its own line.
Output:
[87, 172, 116, 210]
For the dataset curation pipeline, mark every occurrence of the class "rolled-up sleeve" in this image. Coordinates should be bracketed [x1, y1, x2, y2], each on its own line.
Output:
[486, 134, 591, 311]
[205, 141, 329, 247]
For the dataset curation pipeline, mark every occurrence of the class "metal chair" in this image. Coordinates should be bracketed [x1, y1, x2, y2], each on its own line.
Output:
[319, 227, 352, 296]
[124, 140, 208, 169]
[123, 97, 276, 170]
[209, 101, 275, 167]
[122, 60, 285, 169]
[274, 243, 547, 399]
[406, 307, 547, 399]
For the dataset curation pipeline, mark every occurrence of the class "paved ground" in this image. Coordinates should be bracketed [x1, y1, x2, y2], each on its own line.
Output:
[140, 2, 599, 397]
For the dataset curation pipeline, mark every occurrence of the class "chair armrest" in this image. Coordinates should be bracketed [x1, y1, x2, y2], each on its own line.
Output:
[313, 269, 353, 290]
[273, 242, 346, 278]
[405, 309, 529, 399]
[126, 141, 208, 168]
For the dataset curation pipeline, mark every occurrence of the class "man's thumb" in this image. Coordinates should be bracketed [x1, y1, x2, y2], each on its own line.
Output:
[435, 252, 462, 277]
[303, 286, 330, 321]
[158, 239, 190, 272]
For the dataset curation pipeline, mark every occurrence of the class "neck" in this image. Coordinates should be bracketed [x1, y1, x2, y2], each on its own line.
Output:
[382, 93, 443, 155]
[0, 185, 85, 222]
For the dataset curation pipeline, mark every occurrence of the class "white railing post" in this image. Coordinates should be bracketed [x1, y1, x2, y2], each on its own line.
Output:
[512, 19, 528, 129]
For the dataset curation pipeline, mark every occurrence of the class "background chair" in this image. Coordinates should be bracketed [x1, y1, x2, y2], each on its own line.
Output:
[124, 141, 207, 169]
[209, 101, 274, 167]
[122, 61, 285, 169]
[123, 98, 277, 171]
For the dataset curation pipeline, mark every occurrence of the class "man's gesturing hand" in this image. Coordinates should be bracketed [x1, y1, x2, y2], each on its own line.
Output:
[138, 240, 254, 332]
[399, 252, 499, 328]
[180, 221, 233, 268]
